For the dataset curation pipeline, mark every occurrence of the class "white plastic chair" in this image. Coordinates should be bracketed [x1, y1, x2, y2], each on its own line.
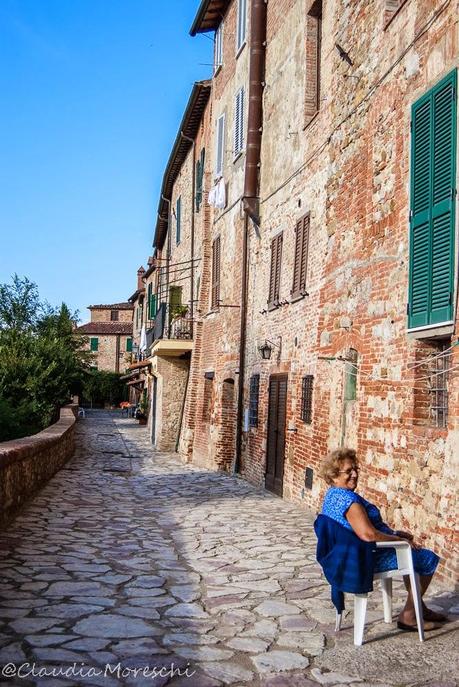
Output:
[335, 540, 425, 645]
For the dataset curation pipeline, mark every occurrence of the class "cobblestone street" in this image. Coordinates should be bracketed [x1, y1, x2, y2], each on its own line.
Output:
[0, 411, 458, 687]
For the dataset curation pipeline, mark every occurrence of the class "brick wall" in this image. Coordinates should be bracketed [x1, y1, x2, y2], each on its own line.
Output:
[0, 406, 76, 526]
[238, 0, 458, 583]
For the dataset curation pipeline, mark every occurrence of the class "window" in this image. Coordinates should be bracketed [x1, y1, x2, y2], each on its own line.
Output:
[214, 24, 223, 72]
[413, 340, 450, 428]
[176, 196, 181, 245]
[249, 374, 260, 427]
[110, 310, 119, 321]
[135, 306, 139, 329]
[408, 69, 457, 330]
[211, 236, 221, 309]
[195, 148, 205, 211]
[291, 213, 310, 298]
[236, 0, 247, 52]
[90, 337, 99, 352]
[147, 284, 157, 320]
[126, 337, 133, 352]
[215, 114, 225, 177]
[300, 375, 313, 423]
[305, 0, 322, 124]
[344, 349, 358, 401]
[234, 88, 245, 158]
[268, 233, 283, 308]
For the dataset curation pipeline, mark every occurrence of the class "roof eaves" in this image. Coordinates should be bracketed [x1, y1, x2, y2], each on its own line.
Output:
[190, 0, 230, 35]
[153, 81, 211, 251]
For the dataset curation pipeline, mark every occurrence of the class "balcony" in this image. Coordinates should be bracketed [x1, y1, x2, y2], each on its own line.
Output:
[150, 303, 194, 357]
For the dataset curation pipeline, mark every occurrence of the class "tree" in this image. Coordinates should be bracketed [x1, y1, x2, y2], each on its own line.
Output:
[0, 276, 92, 441]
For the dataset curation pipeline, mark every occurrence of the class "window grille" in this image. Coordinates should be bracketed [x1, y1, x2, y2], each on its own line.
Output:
[249, 374, 260, 427]
[428, 345, 449, 428]
[301, 375, 313, 423]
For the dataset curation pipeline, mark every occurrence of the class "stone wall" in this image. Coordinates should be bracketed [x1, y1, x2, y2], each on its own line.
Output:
[0, 406, 77, 527]
[238, 0, 458, 583]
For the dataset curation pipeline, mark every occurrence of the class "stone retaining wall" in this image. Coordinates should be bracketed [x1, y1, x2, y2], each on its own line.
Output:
[0, 405, 77, 527]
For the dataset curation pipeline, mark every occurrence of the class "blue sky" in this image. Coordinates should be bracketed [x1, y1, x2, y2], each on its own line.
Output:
[0, 0, 211, 322]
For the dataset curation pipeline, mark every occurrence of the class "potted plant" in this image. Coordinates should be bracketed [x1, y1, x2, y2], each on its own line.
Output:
[170, 304, 188, 320]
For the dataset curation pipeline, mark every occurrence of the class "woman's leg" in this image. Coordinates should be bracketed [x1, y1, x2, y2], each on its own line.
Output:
[399, 574, 447, 623]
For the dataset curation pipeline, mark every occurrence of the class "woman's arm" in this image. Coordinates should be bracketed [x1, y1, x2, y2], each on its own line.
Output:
[346, 503, 405, 543]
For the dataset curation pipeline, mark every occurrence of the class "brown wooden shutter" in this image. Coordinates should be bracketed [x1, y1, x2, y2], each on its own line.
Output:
[211, 236, 221, 309]
[292, 213, 310, 298]
[268, 233, 283, 307]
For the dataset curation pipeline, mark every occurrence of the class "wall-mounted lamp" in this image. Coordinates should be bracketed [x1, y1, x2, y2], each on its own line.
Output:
[258, 337, 282, 362]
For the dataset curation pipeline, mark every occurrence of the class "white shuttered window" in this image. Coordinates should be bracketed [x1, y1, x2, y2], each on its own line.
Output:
[215, 114, 225, 177]
[237, 0, 247, 52]
[214, 24, 223, 72]
[233, 88, 244, 158]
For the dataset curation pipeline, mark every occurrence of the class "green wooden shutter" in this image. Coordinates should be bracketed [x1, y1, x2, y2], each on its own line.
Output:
[126, 337, 132, 352]
[147, 283, 152, 320]
[90, 337, 99, 351]
[409, 69, 457, 328]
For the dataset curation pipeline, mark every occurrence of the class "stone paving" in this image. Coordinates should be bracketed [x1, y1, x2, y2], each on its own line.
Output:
[0, 410, 458, 687]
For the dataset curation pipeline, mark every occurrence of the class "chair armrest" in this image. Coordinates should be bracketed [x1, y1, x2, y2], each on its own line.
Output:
[376, 540, 410, 549]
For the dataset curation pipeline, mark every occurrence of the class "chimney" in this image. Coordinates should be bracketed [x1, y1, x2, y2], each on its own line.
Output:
[137, 266, 145, 290]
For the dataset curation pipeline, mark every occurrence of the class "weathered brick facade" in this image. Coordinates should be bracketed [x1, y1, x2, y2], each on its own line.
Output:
[130, 0, 458, 583]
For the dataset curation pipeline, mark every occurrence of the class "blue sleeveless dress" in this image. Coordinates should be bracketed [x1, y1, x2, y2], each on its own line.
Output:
[321, 487, 439, 575]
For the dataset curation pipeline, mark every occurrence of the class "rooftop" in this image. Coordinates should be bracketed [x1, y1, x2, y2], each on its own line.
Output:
[190, 0, 230, 35]
[77, 322, 133, 335]
[88, 302, 134, 311]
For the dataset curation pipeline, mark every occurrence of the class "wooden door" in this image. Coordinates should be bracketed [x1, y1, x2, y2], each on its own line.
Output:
[265, 374, 288, 496]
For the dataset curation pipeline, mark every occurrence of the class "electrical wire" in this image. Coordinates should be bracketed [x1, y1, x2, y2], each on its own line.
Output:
[260, 0, 451, 206]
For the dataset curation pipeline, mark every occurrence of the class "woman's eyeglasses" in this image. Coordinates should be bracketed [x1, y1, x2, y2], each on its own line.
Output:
[338, 467, 360, 476]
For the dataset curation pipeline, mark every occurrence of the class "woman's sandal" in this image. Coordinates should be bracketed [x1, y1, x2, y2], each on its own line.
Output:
[397, 620, 437, 632]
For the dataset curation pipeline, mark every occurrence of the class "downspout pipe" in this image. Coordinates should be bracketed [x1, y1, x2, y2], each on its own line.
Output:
[234, 0, 267, 474]
[180, 131, 196, 327]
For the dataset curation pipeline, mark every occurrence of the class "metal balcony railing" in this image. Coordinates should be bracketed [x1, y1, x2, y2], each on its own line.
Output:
[152, 303, 194, 343]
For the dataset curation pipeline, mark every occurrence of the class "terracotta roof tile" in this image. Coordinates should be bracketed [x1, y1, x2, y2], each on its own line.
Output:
[88, 302, 133, 310]
[77, 322, 133, 335]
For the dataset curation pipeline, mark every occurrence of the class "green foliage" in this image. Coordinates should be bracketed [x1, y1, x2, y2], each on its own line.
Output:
[0, 275, 92, 442]
[81, 369, 126, 408]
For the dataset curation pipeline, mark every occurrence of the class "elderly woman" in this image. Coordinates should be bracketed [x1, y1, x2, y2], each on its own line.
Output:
[320, 448, 446, 631]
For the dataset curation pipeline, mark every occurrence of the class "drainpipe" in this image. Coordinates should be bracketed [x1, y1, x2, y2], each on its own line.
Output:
[180, 131, 196, 328]
[161, 195, 171, 333]
[234, 0, 267, 474]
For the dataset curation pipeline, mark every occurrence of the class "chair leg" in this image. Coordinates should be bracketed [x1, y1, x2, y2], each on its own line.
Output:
[380, 577, 393, 623]
[354, 594, 368, 646]
[335, 612, 342, 632]
[410, 572, 425, 643]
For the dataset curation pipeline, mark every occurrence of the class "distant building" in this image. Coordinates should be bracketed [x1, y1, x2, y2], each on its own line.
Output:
[77, 303, 134, 373]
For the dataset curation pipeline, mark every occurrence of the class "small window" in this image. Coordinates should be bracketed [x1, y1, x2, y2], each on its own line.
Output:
[268, 233, 283, 307]
[126, 337, 133, 352]
[214, 24, 223, 71]
[234, 87, 245, 158]
[305, 0, 322, 124]
[90, 337, 99, 352]
[110, 310, 119, 321]
[344, 349, 358, 401]
[300, 375, 313, 423]
[215, 114, 225, 178]
[236, 0, 247, 52]
[211, 236, 221, 309]
[176, 196, 181, 245]
[249, 374, 260, 427]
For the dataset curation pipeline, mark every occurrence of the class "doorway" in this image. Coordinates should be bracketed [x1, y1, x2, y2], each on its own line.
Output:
[265, 374, 288, 496]
[151, 376, 158, 445]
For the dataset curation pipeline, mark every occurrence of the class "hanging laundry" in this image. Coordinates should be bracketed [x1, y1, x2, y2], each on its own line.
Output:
[207, 177, 226, 209]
